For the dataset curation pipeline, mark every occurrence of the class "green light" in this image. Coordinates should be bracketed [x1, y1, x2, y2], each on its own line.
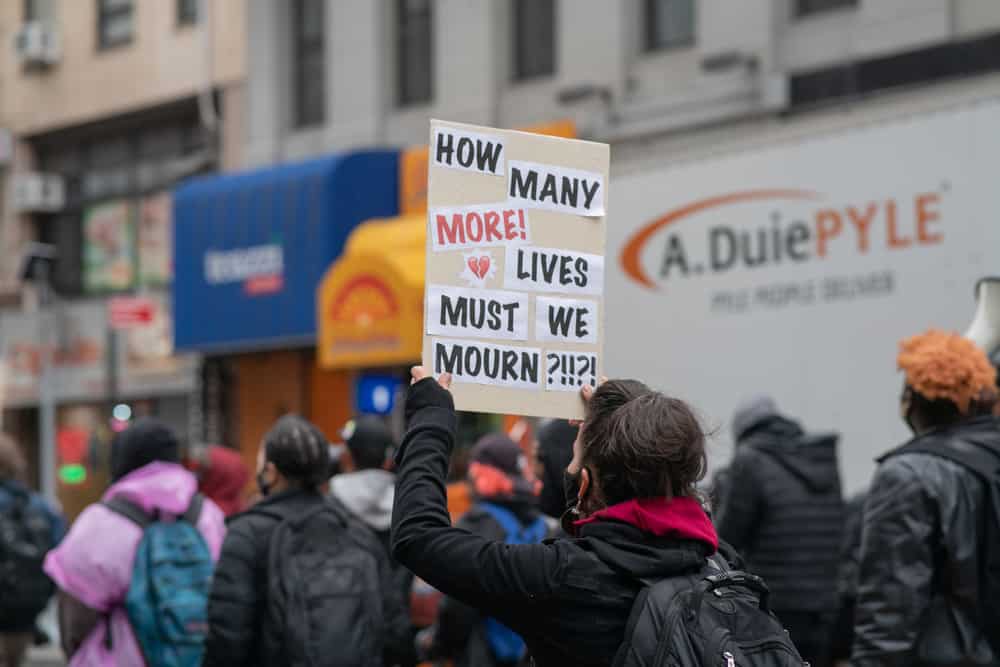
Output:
[58, 464, 87, 485]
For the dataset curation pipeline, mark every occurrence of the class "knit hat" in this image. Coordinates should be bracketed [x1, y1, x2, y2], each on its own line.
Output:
[110, 418, 180, 482]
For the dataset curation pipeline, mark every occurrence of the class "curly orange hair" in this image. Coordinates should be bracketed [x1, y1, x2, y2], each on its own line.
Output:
[897, 329, 997, 413]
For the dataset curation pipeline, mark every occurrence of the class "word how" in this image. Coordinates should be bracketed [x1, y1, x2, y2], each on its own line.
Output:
[535, 297, 598, 343]
[508, 160, 605, 217]
[434, 339, 541, 389]
[505, 246, 604, 296]
[434, 127, 504, 176]
[546, 352, 597, 391]
[431, 204, 530, 251]
[426, 286, 528, 341]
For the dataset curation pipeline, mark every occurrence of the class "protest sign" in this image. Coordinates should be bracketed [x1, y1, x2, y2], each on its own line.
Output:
[424, 120, 609, 418]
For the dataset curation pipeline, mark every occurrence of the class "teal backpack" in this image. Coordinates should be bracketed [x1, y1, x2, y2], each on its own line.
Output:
[479, 502, 547, 664]
[104, 494, 213, 667]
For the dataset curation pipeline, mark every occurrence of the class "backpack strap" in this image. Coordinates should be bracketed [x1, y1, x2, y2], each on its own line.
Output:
[887, 438, 1000, 482]
[103, 497, 153, 529]
[610, 585, 654, 667]
[478, 502, 523, 541]
[182, 493, 204, 525]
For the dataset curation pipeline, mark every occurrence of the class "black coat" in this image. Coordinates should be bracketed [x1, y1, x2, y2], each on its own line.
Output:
[203, 489, 412, 667]
[716, 417, 844, 614]
[392, 379, 713, 667]
[852, 417, 999, 667]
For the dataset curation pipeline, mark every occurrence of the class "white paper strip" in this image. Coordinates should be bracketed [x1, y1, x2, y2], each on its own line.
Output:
[428, 203, 531, 251]
[432, 126, 505, 176]
[431, 338, 543, 389]
[507, 159, 605, 217]
[534, 296, 599, 343]
[504, 245, 604, 296]
[544, 351, 598, 392]
[426, 285, 530, 341]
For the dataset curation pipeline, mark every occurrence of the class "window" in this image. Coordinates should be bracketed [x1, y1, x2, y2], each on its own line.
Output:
[177, 0, 198, 26]
[397, 0, 433, 107]
[97, 0, 134, 50]
[24, 0, 55, 22]
[512, 0, 555, 81]
[644, 0, 695, 52]
[796, 0, 858, 17]
[292, 0, 325, 127]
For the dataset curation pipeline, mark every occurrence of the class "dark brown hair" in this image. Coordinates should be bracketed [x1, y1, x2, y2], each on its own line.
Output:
[581, 380, 707, 506]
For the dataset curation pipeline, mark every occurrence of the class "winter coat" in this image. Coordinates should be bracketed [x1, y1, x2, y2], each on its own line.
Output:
[392, 378, 719, 667]
[203, 488, 413, 667]
[43, 462, 226, 667]
[330, 468, 414, 603]
[716, 416, 844, 614]
[0, 479, 65, 632]
[852, 417, 1000, 667]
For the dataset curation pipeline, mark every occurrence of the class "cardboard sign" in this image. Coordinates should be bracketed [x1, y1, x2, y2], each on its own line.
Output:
[424, 120, 609, 418]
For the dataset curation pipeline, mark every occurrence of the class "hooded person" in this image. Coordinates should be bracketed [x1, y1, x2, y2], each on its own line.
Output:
[418, 433, 549, 667]
[43, 418, 226, 666]
[392, 369, 721, 666]
[716, 395, 844, 667]
[191, 445, 250, 517]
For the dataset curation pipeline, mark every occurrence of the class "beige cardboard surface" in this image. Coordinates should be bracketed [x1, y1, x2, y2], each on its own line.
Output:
[423, 120, 609, 418]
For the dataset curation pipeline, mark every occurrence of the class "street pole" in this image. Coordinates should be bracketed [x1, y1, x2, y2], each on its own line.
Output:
[36, 263, 56, 503]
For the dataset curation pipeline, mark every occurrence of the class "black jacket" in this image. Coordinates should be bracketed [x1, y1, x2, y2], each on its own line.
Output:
[716, 417, 844, 613]
[852, 417, 999, 667]
[391, 379, 714, 667]
[203, 489, 412, 667]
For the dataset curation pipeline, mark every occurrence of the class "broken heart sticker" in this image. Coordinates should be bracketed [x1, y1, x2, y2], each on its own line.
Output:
[460, 250, 496, 287]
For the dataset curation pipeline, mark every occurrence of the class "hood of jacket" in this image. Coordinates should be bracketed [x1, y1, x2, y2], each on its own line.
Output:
[330, 468, 395, 531]
[744, 417, 840, 493]
[102, 461, 200, 515]
[197, 445, 249, 516]
[574, 496, 717, 580]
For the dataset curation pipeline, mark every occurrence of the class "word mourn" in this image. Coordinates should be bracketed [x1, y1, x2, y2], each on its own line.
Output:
[434, 127, 505, 176]
[434, 339, 541, 389]
[505, 246, 604, 296]
[546, 352, 597, 391]
[508, 160, 605, 217]
[535, 297, 598, 343]
[426, 286, 529, 340]
[431, 204, 530, 251]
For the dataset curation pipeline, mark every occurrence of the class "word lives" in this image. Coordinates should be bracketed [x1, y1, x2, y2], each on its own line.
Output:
[434, 339, 541, 389]
[426, 286, 528, 340]
[434, 126, 504, 176]
[508, 160, 604, 217]
[546, 352, 597, 391]
[431, 203, 530, 251]
[505, 246, 604, 296]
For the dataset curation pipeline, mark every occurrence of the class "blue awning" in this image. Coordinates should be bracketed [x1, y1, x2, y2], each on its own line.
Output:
[172, 150, 399, 352]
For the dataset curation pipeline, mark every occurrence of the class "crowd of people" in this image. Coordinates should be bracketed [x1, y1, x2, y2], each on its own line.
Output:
[0, 326, 997, 666]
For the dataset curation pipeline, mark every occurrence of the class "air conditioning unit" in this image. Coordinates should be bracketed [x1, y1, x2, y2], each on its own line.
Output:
[12, 173, 65, 213]
[14, 22, 60, 67]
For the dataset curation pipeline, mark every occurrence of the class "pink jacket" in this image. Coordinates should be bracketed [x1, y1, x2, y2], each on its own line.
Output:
[44, 462, 226, 666]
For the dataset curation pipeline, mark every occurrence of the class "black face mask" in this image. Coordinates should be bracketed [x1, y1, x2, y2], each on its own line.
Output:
[256, 470, 271, 497]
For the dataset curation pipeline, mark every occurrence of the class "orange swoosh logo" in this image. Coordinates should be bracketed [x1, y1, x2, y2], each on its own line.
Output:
[619, 189, 822, 289]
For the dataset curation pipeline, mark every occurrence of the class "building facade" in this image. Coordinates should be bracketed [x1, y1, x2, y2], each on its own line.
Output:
[0, 0, 245, 517]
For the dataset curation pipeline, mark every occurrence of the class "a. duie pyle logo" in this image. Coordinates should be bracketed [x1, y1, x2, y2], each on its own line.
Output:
[204, 243, 284, 296]
[620, 188, 946, 290]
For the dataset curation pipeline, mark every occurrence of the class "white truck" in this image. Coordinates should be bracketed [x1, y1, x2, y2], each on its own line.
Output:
[606, 93, 1000, 493]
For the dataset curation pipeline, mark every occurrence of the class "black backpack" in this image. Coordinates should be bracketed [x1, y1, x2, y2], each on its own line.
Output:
[266, 500, 385, 667]
[883, 430, 1000, 655]
[0, 484, 55, 628]
[613, 556, 806, 667]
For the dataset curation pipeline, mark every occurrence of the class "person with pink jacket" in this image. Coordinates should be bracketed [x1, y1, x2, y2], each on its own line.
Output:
[43, 419, 226, 666]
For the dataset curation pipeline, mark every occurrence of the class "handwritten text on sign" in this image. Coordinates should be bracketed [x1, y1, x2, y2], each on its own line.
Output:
[508, 160, 605, 217]
[433, 127, 505, 176]
[503, 246, 604, 296]
[426, 285, 529, 341]
[430, 203, 530, 251]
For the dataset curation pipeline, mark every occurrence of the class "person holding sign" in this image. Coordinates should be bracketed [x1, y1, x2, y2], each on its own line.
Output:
[392, 369, 719, 665]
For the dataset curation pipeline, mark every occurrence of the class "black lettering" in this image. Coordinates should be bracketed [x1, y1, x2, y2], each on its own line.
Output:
[502, 350, 518, 381]
[435, 131, 454, 165]
[574, 258, 588, 287]
[516, 248, 530, 280]
[440, 295, 467, 327]
[539, 174, 558, 204]
[468, 299, 485, 329]
[574, 308, 589, 339]
[501, 302, 518, 332]
[710, 227, 737, 271]
[476, 140, 503, 173]
[540, 253, 558, 284]
[483, 346, 499, 378]
[486, 300, 502, 330]
[740, 229, 767, 268]
[521, 351, 539, 384]
[786, 222, 811, 262]
[456, 137, 474, 167]
[659, 235, 689, 278]
[548, 306, 573, 337]
[559, 255, 573, 285]
[435, 343, 461, 374]
[560, 176, 579, 208]
[464, 345, 482, 376]
[509, 167, 538, 201]
[581, 179, 600, 210]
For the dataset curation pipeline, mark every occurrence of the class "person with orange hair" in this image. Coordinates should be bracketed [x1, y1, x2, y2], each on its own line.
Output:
[852, 329, 1000, 666]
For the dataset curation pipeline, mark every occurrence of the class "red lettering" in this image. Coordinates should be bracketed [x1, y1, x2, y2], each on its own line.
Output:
[916, 193, 942, 244]
[503, 209, 517, 240]
[484, 210, 502, 242]
[436, 213, 465, 246]
[815, 210, 842, 258]
[467, 212, 484, 242]
[846, 202, 877, 254]
[886, 199, 911, 248]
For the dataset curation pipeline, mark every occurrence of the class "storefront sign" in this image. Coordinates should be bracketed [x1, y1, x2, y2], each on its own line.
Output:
[138, 191, 173, 286]
[84, 200, 135, 293]
[424, 120, 609, 419]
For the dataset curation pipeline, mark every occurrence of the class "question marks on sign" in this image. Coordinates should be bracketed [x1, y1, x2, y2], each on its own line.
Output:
[546, 352, 597, 391]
